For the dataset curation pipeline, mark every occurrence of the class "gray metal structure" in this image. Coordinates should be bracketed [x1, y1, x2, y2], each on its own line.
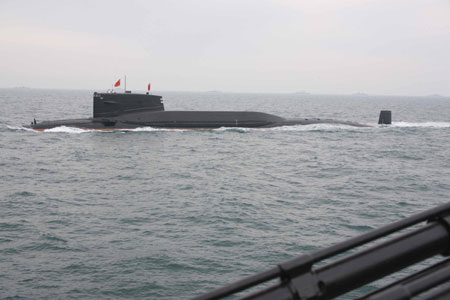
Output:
[27, 92, 388, 130]
[192, 202, 450, 300]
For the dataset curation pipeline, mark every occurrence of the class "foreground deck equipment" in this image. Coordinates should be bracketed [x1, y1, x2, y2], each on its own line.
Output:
[27, 92, 390, 130]
[192, 202, 450, 300]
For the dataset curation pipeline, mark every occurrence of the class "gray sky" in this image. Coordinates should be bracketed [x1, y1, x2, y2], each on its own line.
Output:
[1, 0, 449, 95]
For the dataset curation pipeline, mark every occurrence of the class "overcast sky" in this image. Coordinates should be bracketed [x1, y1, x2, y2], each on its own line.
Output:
[0, 0, 449, 95]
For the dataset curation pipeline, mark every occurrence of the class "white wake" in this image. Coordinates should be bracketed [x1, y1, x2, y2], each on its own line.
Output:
[391, 122, 450, 128]
[6, 122, 450, 134]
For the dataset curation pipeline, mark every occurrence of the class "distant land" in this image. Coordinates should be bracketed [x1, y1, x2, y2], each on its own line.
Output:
[11, 86, 31, 89]
[1, 86, 448, 98]
[352, 92, 369, 96]
[294, 91, 310, 95]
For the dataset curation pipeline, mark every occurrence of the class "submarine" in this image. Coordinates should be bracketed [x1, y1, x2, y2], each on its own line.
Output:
[27, 91, 391, 130]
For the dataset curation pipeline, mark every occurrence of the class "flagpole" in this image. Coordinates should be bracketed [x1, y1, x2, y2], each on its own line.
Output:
[124, 75, 127, 93]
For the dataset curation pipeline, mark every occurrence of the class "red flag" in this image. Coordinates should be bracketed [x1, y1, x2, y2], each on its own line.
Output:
[147, 83, 151, 91]
[114, 79, 121, 87]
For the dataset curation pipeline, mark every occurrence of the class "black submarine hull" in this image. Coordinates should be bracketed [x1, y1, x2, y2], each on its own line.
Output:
[29, 112, 370, 130]
[27, 92, 375, 130]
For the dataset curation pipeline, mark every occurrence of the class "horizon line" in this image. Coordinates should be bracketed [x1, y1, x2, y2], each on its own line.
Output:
[0, 86, 448, 98]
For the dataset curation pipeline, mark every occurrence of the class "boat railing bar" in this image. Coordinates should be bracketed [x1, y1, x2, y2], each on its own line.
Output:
[191, 202, 450, 300]
[356, 258, 450, 300]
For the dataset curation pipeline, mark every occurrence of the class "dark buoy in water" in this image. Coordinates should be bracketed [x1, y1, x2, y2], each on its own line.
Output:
[378, 110, 392, 124]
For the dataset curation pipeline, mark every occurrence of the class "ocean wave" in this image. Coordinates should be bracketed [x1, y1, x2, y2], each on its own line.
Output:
[7, 122, 450, 134]
[392, 122, 450, 128]
[44, 126, 95, 133]
[130, 127, 187, 132]
[267, 124, 369, 131]
[4, 124, 371, 133]
[210, 124, 371, 132]
[7, 125, 191, 133]
[213, 127, 252, 133]
[6, 125, 36, 132]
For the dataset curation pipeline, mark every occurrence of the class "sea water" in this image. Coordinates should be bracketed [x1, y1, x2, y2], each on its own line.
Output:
[1, 89, 450, 299]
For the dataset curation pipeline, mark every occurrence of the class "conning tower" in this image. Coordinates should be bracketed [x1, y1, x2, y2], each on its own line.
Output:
[93, 92, 164, 118]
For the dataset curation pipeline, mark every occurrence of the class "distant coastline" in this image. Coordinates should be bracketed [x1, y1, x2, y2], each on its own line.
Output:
[0, 87, 448, 98]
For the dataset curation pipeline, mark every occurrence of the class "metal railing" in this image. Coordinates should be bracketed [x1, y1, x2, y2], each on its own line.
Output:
[192, 202, 450, 300]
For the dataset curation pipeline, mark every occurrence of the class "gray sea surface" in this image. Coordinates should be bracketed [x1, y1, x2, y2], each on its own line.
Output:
[1, 89, 450, 299]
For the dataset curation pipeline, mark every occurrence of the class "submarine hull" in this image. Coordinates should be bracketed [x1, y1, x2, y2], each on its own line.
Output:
[27, 92, 371, 130]
[29, 112, 369, 130]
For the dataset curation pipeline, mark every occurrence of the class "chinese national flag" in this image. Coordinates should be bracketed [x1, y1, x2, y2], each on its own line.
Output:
[114, 79, 121, 87]
[147, 83, 151, 91]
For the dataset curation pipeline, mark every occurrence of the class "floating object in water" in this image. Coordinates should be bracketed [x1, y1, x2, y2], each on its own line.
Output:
[27, 91, 389, 130]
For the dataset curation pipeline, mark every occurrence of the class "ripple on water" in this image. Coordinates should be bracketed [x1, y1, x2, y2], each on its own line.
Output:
[9, 191, 36, 197]
[2, 91, 450, 299]
[0, 222, 26, 231]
